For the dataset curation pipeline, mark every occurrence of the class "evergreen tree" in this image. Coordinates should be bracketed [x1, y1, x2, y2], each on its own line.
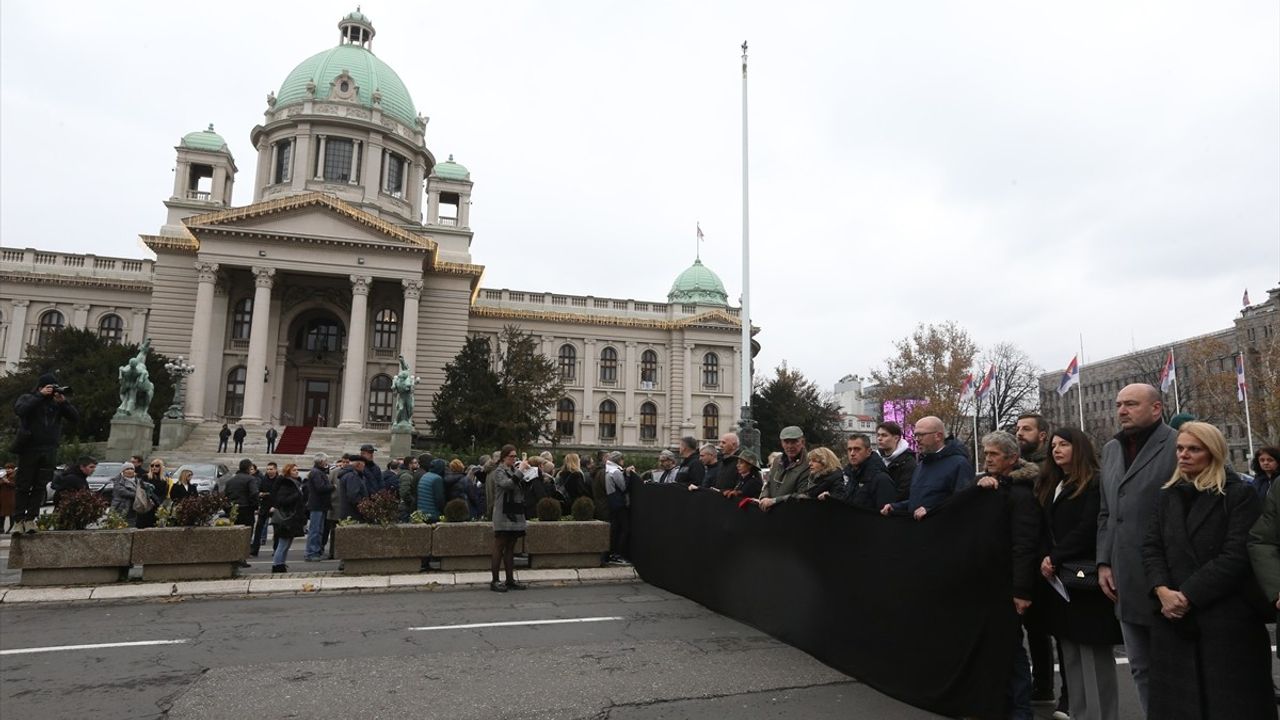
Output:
[430, 335, 502, 449]
[751, 362, 843, 456]
[494, 325, 564, 447]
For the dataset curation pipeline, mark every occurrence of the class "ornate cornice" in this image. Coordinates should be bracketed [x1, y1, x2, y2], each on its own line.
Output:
[2, 272, 151, 294]
[431, 260, 485, 277]
[141, 234, 199, 253]
[469, 306, 746, 332]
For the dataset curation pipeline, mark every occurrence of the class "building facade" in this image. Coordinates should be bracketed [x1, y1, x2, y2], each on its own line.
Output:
[0, 11, 753, 451]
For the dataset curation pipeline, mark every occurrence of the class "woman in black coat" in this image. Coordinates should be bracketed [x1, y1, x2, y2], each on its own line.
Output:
[1036, 428, 1121, 720]
[269, 463, 307, 573]
[1140, 422, 1274, 720]
[558, 453, 589, 514]
[168, 469, 196, 504]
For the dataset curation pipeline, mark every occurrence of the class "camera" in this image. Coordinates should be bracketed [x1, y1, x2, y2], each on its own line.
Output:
[53, 385, 72, 396]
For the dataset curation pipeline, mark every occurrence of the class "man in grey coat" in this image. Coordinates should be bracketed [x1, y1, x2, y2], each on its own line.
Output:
[1096, 383, 1176, 716]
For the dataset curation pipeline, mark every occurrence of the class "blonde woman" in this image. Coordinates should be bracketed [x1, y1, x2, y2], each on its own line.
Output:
[758, 446, 842, 511]
[169, 469, 197, 503]
[1140, 421, 1273, 719]
[558, 453, 589, 509]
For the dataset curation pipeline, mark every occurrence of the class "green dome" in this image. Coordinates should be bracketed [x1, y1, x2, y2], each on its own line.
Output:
[433, 154, 470, 181]
[181, 124, 229, 152]
[275, 38, 417, 128]
[342, 9, 371, 24]
[668, 258, 728, 306]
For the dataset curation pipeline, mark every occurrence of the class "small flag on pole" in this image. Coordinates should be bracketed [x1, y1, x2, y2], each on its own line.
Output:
[1158, 350, 1176, 394]
[975, 363, 997, 403]
[1057, 355, 1080, 396]
[1243, 289, 1251, 307]
[697, 223, 705, 242]
[959, 372, 975, 401]
[1236, 353, 1248, 401]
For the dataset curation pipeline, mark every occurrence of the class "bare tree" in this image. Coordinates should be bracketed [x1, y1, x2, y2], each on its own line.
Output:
[977, 342, 1043, 433]
[871, 322, 978, 437]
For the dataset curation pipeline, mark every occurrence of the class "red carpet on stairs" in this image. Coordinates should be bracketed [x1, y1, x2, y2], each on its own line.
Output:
[273, 426, 313, 454]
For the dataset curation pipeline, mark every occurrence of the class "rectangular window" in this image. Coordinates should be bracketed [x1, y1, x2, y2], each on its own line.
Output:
[323, 139, 354, 183]
[385, 152, 406, 197]
[274, 140, 292, 183]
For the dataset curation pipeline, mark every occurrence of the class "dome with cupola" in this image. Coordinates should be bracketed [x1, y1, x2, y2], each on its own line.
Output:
[180, 124, 229, 153]
[668, 258, 728, 306]
[432, 155, 470, 181]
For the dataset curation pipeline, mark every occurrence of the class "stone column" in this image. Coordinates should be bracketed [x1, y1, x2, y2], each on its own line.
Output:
[185, 264, 219, 419]
[128, 308, 148, 344]
[213, 166, 228, 204]
[72, 304, 91, 329]
[624, 341, 636, 420]
[426, 189, 439, 224]
[4, 299, 29, 370]
[583, 339, 596, 421]
[291, 133, 311, 191]
[683, 343, 695, 424]
[238, 267, 275, 423]
[314, 135, 327, 180]
[399, 279, 423, 360]
[338, 275, 372, 429]
[459, 190, 471, 228]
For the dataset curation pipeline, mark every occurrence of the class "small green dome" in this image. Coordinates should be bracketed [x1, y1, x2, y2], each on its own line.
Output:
[180, 124, 229, 153]
[668, 258, 728, 306]
[433, 154, 470, 181]
[275, 17, 417, 128]
[342, 8, 371, 24]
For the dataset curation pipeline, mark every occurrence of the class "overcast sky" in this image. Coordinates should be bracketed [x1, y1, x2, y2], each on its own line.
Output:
[3, 1, 1278, 394]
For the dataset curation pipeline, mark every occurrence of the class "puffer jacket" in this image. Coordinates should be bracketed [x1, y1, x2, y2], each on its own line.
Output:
[889, 439, 974, 513]
[416, 459, 447, 521]
[837, 452, 897, 510]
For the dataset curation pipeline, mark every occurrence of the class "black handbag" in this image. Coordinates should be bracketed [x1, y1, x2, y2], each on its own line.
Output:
[1056, 560, 1098, 590]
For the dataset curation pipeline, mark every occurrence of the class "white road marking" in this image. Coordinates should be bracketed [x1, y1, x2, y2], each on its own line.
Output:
[409, 616, 624, 632]
[0, 639, 190, 656]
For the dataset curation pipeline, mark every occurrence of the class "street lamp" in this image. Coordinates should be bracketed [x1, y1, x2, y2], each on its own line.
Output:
[164, 356, 196, 420]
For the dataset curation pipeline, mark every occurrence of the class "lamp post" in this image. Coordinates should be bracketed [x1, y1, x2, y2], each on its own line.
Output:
[164, 356, 195, 420]
[736, 40, 760, 458]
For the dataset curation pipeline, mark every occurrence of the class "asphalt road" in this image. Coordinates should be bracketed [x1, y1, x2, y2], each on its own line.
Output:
[0, 581, 1188, 720]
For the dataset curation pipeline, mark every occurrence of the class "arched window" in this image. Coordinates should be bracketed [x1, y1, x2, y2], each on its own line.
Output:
[702, 403, 720, 441]
[367, 374, 393, 423]
[556, 398, 576, 437]
[224, 366, 247, 417]
[231, 298, 253, 340]
[640, 349, 658, 388]
[599, 346, 618, 385]
[702, 352, 720, 388]
[558, 344, 577, 382]
[37, 310, 64, 348]
[640, 401, 658, 440]
[97, 313, 124, 343]
[295, 316, 343, 352]
[599, 399, 617, 440]
[372, 309, 398, 349]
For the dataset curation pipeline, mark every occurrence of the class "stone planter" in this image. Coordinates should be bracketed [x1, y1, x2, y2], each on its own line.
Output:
[526, 521, 609, 568]
[8, 530, 134, 586]
[432, 522, 522, 570]
[333, 524, 434, 574]
[132, 526, 252, 581]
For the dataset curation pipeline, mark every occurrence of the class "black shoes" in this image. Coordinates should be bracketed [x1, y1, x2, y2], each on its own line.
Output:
[272, 564, 288, 573]
[489, 581, 508, 593]
[506, 581, 528, 591]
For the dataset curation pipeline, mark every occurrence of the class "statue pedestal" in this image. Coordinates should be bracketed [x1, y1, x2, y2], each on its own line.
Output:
[157, 417, 198, 451]
[389, 428, 413, 459]
[107, 416, 155, 460]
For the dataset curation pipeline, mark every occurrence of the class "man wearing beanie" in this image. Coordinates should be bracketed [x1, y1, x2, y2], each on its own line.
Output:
[10, 373, 78, 534]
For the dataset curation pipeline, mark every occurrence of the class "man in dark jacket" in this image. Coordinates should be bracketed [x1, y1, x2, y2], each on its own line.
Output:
[715, 432, 741, 490]
[1014, 412, 1061, 708]
[875, 421, 917, 502]
[674, 436, 705, 489]
[976, 431, 1043, 720]
[359, 443, 382, 490]
[265, 425, 278, 453]
[51, 455, 97, 508]
[882, 416, 973, 520]
[698, 444, 720, 486]
[304, 453, 332, 561]
[822, 434, 895, 510]
[250, 462, 279, 557]
[222, 459, 260, 526]
[339, 455, 370, 521]
[218, 424, 231, 453]
[11, 373, 79, 534]
[232, 425, 247, 453]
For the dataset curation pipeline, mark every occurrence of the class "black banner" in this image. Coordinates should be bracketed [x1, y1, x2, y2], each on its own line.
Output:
[631, 484, 1017, 718]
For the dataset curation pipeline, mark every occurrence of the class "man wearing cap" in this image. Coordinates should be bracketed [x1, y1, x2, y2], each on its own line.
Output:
[339, 453, 371, 522]
[359, 444, 382, 494]
[761, 426, 810, 505]
[10, 373, 78, 534]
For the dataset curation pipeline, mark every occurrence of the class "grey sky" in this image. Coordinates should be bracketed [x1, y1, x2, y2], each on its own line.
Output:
[3, 1, 1277, 394]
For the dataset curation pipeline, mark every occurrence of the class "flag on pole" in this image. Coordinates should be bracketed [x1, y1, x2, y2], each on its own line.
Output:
[1243, 289, 1251, 307]
[975, 364, 997, 403]
[1057, 355, 1080, 396]
[1158, 349, 1176, 394]
[959, 372, 975, 402]
[697, 223, 705, 242]
[1236, 353, 1248, 401]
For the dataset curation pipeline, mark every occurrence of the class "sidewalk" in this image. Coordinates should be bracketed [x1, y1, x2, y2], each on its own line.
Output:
[0, 566, 640, 605]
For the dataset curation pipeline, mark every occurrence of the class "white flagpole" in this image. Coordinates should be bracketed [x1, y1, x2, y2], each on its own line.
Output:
[1240, 352, 1255, 458]
[973, 400, 980, 472]
[736, 41, 757, 457]
[1077, 335, 1086, 430]
[1170, 349, 1181, 414]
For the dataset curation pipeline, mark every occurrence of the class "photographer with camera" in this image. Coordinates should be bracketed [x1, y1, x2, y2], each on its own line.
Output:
[10, 373, 78, 534]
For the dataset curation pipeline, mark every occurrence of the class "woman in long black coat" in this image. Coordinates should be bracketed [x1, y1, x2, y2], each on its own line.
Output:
[1140, 421, 1275, 720]
[1037, 428, 1121, 720]
[269, 463, 307, 573]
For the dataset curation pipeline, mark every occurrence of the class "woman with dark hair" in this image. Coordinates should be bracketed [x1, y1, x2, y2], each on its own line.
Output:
[490, 445, 531, 593]
[1036, 427, 1120, 720]
[723, 450, 764, 500]
[269, 463, 306, 573]
[1141, 422, 1274, 720]
[1248, 446, 1280, 500]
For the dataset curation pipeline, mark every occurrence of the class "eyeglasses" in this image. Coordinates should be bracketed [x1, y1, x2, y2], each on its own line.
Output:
[150, 464, 162, 468]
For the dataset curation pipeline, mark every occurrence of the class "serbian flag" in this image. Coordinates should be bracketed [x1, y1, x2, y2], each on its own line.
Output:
[1157, 350, 1176, 394]
[1243, 289, 1251, 307]
[1057, 355, 1080, 396]
[975, 363, 997, 403]
[959, 372, 975, 401]
[1237, 353, 1248, 401]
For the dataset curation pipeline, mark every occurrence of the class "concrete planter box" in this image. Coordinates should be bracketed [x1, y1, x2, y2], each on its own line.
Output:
[333, 524, 434, 574]
[526, 521, 609, 568]
[132, 526, 252, 581]
[8, 530, 134, 586]
[431, 522, 518, 570]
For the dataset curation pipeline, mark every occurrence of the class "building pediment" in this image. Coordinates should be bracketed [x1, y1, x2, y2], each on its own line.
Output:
[182, 192, 436, 255]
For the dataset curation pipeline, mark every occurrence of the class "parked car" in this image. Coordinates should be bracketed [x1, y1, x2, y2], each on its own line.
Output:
[171, 463, 230, 496]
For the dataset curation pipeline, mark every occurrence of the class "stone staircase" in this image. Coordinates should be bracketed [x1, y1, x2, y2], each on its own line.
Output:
[157, 422, 394, 469]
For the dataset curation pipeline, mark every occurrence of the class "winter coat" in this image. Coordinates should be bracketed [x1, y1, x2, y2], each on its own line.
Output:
[560, 470, 590, 509]
[1097, 421, 1177, 625]
[1142, 475, 1274, 720]
[305, 465, 333, 512]
[889, 439, 974, 514]
[12, 392, 78, 451]
[714, 458, 739, 491]
[1040, 478, 1122, 646]
[675, 453, 705, 488]
[110, 473, 160, 527]
[763, 450, 810, 500]
[977, 459, 1042, 601]
[837, 453, 897, 510]
[417, 460, 447, 521]
[256, 473, 279, 515]
[218, 426, 231, 442]
[232, 427, 246, 443]
[730, 469, 763, 499]
[168, 481, 196, 504]
[338, 466, 369, 521]
[524, 469, 553, 518]
[222, 472, 260, 524]
[605, 462, 628, 509]
[590, 466, 610, 521]
[51, 465, 91, 507]
[363, 459, 383, 493]
[491, 464, 530, 533]
[443, 471, 466, 502]
[1247, 478, 1280, 617]
[795, 468, 843, 501]
[270, 476, 307, 539]
[465, 473, 486, 520]
[880, 439, 917, 502]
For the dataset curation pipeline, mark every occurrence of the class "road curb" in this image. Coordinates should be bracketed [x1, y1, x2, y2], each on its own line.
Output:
[0, 566, 639, 605]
